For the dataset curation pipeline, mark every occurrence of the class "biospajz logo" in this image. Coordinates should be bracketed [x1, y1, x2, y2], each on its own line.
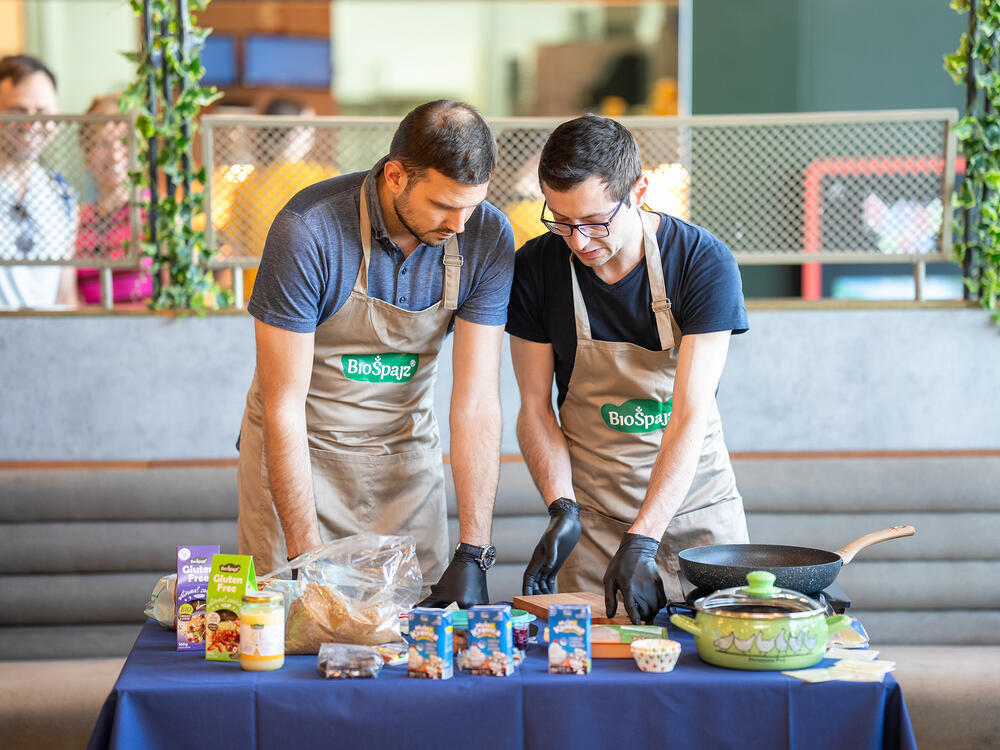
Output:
[341, 353, 419, 383]
[601, 398, 672, 433]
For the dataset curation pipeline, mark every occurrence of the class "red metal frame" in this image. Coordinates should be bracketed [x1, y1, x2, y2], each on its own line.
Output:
[801, 155, 963, 300]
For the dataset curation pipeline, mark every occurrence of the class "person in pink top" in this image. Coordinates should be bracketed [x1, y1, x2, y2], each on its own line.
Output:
[76, 94, 151, 304]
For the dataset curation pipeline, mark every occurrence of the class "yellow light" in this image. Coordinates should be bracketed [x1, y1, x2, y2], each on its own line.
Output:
[222, 164, 255, 184]
[642, 163, 690, 221]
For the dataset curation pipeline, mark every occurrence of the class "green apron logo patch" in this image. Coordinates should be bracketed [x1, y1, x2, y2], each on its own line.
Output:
[342, 353, 419, 383]
[601, 398, 672, 432]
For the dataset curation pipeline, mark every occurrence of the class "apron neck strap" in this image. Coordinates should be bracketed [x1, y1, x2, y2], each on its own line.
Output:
[641, 210, 674, 351]
[357, 177, 375, 295]
[358, 176, 463, 310]
[569, 209, 674, 349]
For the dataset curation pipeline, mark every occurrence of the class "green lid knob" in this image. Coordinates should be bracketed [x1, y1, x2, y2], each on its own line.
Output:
[744, 571, 778, 598]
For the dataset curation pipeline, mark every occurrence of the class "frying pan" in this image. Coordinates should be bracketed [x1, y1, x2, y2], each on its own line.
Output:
[678, 525, 915, 595]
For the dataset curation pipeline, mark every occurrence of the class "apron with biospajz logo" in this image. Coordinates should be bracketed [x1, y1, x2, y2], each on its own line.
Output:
[238, 178, 460, 584]
[557, 210, 749, 601]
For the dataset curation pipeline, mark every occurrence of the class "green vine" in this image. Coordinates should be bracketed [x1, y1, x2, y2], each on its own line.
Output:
[945, 0, 1000, 323]
[119, 0, 229, 312]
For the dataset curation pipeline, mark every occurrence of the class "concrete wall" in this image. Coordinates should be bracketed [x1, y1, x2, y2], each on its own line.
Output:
[0, 305, 996, 461]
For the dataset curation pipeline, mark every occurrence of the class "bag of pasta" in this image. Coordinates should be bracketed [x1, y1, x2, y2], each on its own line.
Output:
[261, 533, 422, 654]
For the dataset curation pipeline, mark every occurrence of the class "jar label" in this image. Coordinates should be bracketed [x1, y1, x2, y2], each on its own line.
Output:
[240, 622, 284, 658]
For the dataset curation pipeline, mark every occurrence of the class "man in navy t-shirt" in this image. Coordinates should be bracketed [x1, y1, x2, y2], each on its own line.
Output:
[507, 115, 750, 624]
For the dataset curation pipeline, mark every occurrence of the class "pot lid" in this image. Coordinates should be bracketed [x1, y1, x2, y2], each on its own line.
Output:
[694, 571, 825, 619]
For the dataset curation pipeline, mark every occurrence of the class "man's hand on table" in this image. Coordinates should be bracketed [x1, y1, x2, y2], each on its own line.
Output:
[604, 533, 667, 625]
[418, 551, 489, 609]
[522, 497, 581, 595]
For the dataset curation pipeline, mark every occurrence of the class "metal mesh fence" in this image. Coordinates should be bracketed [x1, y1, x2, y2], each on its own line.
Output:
[0, 114, 139, 268]
[205, 110, 956, 270]
[0, 111, 957, 307]
[207, 119, 389, 267]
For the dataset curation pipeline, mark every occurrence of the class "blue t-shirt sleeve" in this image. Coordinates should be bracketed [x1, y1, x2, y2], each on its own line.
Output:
[247, 210, 328, 333]
[455, 208, 516, 327]
[505, 237, 550, 343]
[676, 236, 748, 336]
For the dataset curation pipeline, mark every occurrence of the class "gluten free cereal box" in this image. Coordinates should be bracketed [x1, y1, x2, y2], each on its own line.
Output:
[205, 554, 257, 663]
[176, 545, 219, 650]
[548, 603, 591, 675]
[408, 608, 454, 679]
[468, 605, 514, 676]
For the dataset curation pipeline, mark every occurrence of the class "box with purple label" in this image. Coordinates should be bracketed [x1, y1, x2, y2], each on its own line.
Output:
[408, 608, 453, 679]
[175, 545, 219, 651]
[467, 604, 514, 676]
[548, 603, 591, 674]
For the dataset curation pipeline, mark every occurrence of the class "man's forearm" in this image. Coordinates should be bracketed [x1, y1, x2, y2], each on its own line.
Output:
[261, 407, 321, 558]
[516, 403, 575, 506]
[629, 414, 704, 540]
[450, 397, 501, 547]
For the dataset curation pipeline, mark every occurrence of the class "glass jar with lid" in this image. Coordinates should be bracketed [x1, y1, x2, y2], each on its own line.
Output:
[240, 590, 285, 671]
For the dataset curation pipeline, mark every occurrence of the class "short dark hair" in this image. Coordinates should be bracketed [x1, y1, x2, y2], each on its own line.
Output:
[389, 99, 496, 185]
[263, 97, 308, 117]
[0, 54, 57, 90]
[538, 114, 641, 203]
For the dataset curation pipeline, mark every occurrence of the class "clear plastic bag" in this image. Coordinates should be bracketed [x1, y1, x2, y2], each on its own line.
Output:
[317, 643, 383, 679]
[261, 532, 422, 654]
[144, 573, 176, 629]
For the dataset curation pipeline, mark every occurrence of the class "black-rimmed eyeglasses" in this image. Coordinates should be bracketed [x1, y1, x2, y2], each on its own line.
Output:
[540, 196, 626, 239]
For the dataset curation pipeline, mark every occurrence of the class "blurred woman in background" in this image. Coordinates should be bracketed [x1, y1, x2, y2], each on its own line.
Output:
[75, 94, 151, 305]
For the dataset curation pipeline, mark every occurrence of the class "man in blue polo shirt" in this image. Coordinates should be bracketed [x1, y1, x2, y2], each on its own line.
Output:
[508, 115, 750, 624]
[238, 100, 515, 608]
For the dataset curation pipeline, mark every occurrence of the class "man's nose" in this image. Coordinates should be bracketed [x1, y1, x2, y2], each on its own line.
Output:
[444, 210, 467, 234]
[565, 228, 591, 252]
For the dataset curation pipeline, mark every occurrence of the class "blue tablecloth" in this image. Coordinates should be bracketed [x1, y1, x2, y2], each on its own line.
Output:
[88, 619, 916, 750]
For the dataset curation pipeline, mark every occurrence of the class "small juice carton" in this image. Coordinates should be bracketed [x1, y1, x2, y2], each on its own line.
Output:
[205, 553, 257, 663]
[548, 603, 591, 675]
[467, 604, 514, 676]
[175, 545, 219, 650]
[407, 608, 454, 679]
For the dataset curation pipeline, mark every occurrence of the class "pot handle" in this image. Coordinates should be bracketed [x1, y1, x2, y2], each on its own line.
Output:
[665, 601, 696, 617]
[669, 613, 701, 638]
[825, 614, 851, 634]
[835, 525, 915, 565]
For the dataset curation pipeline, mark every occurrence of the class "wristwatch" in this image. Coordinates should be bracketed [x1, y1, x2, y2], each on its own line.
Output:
[455, 542, 496, 571]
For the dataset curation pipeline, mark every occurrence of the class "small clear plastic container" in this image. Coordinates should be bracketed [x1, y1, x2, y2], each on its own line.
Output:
[317, 643, 383, 679]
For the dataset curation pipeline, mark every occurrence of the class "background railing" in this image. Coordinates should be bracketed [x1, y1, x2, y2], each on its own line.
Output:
[0, 110, 958, 309]
[205, 109, 958, 305]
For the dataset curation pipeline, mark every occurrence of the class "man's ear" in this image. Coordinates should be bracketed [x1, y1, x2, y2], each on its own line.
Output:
[631, 173, 650, 207]
[382, 160, 408, 196]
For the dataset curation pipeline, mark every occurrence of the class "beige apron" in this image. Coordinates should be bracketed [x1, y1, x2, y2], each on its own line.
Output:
[557, 210, 749, 601]
[238, 179, 459, 585]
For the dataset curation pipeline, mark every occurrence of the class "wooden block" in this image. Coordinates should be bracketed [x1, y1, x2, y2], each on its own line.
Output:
[512, 592, 632, 625]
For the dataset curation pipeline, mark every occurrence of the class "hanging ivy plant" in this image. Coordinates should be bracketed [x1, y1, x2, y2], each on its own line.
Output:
[945, 0, 1000, 323]
[119, 0, 229, 312]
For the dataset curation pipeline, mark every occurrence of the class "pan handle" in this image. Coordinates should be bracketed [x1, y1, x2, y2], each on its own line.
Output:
[836, 525, 915, 564]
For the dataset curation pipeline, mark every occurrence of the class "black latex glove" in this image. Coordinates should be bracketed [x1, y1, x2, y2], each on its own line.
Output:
[603, 533, 667, 625]
[522, 498, 582, 595]
[417, 551, 489, 609]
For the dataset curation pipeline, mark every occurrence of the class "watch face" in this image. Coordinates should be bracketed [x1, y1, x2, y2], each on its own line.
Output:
[481, 545, 496, 570]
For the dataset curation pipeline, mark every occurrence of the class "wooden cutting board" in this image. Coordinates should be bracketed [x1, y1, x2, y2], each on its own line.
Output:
[513, 592, 632, 625]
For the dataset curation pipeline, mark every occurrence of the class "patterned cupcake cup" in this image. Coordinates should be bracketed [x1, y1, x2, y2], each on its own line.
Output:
[630, 638, 681, 673]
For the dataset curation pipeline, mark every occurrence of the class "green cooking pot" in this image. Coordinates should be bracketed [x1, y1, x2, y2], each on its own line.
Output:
[669, 571, 850, 671]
